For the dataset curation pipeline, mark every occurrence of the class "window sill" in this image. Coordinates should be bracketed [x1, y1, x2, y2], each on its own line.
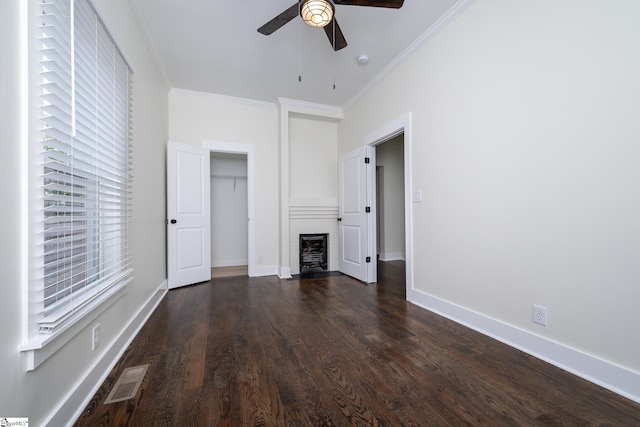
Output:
[18, 280, 129, 371]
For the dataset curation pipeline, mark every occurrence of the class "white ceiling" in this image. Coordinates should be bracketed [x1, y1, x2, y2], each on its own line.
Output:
[129, 0, 463, 107]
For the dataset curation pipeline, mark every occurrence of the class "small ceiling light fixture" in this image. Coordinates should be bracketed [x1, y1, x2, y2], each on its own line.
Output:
[300, 0, 334, 28]
[357, 54, 369, 65]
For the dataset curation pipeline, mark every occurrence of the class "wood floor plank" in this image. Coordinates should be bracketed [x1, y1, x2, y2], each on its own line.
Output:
[75, 261, 640, 426]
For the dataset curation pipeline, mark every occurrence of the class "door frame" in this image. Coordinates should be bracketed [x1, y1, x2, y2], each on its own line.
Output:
[375, 165, 385, 260]
[364, 113, 412, 292]
[202, 140, 255, 277]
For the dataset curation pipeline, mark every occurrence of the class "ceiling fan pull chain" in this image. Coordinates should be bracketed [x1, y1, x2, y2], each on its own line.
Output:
[298, 1, 303, 82]
[332, 19, 336, 90]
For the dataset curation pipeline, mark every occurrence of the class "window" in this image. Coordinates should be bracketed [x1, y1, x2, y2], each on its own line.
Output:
[21, 0, 133, 366]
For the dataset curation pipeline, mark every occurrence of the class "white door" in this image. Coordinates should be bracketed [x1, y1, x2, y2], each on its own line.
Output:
[167, 141, 211, 289]
[338, 146, 370, 282]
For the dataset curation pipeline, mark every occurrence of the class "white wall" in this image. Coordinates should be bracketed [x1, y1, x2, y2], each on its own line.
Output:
[0, 0, 24, 419]
[289, 114, 338, 201]
[211, 155, 248, 267]
[340, 0, 640, 401]
[376, 135, 405, 261]
[169, 89, 280, 273]
[0, 0, 169, 424]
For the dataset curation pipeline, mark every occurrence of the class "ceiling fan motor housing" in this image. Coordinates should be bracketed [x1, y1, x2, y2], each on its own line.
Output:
[300, 0, 335, 28]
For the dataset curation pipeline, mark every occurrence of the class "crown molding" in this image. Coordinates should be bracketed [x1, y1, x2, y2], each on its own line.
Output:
[128, 0, 169, 84]
[278, 98, 344, 120]
[343, 0, 477, 110]
[170, 88, 278, 110]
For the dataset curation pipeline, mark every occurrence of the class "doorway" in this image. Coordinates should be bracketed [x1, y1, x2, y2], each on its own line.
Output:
[374, 134, 405, 264]
[203, 139, 256, 279]
[363, 113, 412, 295]
[167, 140, 255, 288]
[210, 152, 248, 278]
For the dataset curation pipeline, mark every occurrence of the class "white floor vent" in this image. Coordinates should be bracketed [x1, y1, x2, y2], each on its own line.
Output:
[104, 364, 149, 404]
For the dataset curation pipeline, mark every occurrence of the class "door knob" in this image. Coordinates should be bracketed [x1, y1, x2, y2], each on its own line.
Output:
[170, 219, 177, 224]
[337, 217, 342, 222]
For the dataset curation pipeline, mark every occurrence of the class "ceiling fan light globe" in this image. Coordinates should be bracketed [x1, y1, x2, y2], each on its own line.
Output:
[300, 0, 334, 28]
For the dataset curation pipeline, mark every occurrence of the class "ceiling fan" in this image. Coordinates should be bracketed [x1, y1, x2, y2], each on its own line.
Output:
[257, 0, 404, 51]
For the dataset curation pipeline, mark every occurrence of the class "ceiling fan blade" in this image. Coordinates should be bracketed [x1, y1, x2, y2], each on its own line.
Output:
[257, 3, 299, 35]
[333, 0, 404, 8]
[323, 18, 348, 51]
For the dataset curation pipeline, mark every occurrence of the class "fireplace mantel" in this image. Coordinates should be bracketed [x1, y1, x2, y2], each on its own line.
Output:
[289, 203, 339, 275]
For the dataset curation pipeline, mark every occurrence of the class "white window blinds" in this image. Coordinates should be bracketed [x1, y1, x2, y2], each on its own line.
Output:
[35, 0, 133, 334]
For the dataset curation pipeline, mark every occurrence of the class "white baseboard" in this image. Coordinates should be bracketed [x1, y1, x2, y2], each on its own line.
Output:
[46, 280, 168, 427]
[278, 266, 292, 279]
[379, 252, 405, 262]
[251, 264, 279, 277]
[212, 259, 248, 268]
[407, 287, 640, 404]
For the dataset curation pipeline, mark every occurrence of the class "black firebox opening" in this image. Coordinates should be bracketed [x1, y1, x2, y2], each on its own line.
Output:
[299, 233, 328, 273]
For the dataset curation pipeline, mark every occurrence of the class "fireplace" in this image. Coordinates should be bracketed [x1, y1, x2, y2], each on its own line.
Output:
[299, 233, 328, 273]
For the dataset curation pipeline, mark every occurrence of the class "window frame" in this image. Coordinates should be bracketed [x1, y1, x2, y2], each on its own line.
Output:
[19, 0, 133, 370]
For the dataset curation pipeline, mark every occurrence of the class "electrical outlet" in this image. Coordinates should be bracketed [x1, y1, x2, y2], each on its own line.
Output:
[532, 305, 547, 326]
[92, 323, 101, 351]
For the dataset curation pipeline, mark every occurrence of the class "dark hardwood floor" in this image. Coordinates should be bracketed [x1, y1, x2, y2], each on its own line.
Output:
[75, 261, 640, 426]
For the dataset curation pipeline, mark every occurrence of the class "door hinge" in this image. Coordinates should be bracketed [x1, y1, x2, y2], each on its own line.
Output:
[366, 256, 371, 263]
[364, 157, 370, 164]
[365, 206, 371, 213]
